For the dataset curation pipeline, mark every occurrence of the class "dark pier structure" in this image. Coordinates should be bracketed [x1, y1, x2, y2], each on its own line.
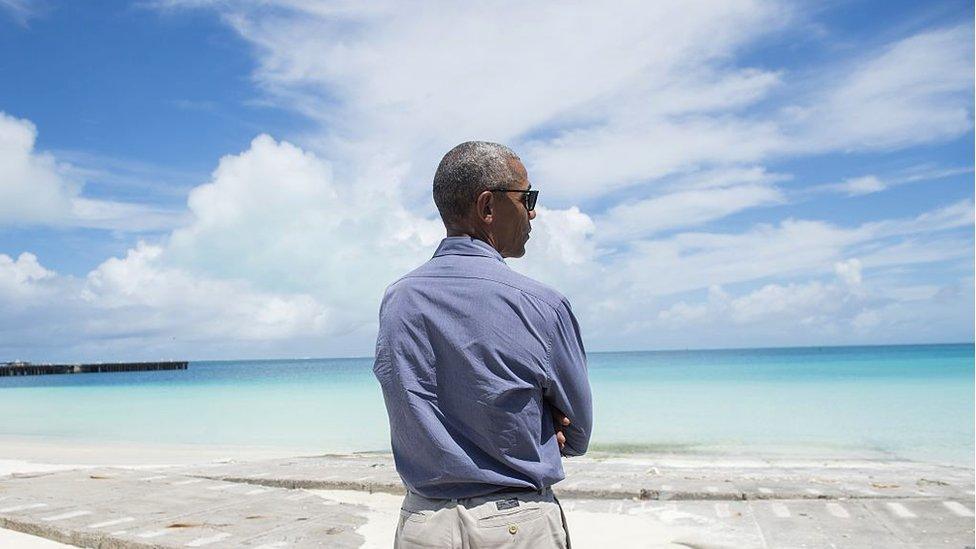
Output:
[0, 361, 188, 377]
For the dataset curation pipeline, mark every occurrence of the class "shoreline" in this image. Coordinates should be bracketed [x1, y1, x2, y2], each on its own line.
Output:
[0, 434, 970, 471]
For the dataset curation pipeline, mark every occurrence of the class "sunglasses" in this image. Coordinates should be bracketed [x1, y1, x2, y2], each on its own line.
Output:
[491, 188, 539, 211]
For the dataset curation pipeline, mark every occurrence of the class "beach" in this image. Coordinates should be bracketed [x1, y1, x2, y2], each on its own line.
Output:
[0, 345, 972, 546]
[0, 436, 973, 548]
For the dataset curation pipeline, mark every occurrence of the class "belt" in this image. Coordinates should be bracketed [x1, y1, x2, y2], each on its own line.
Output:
[405, 485, 551, 502]
[491, 485, 551, 496]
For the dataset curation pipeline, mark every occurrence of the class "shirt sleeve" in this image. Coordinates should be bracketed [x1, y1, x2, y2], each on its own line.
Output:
[544, 298, 593, 457]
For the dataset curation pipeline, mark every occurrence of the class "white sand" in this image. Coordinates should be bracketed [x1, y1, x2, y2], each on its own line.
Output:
[0, 435, 323, 468]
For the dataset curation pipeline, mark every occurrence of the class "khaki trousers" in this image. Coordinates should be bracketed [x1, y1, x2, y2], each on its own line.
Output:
[394, 487, 571, 548]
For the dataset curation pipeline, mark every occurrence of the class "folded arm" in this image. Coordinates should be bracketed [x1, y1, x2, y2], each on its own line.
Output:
[544, 299, 592, 457]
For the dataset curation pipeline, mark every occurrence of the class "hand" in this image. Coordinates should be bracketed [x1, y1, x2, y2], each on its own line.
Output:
[552, 408, 571, 451]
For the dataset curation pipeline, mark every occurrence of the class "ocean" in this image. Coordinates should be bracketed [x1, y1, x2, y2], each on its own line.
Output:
[1, 344, 972, 465]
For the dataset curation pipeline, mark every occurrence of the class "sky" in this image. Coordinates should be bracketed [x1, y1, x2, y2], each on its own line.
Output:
[0, 0, 973, 361]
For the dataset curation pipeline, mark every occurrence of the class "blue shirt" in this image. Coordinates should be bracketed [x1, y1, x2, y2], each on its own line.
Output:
[373, 235, 593, 499]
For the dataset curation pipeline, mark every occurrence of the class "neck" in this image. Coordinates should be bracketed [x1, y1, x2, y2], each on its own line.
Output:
[445, 227, 500, 254]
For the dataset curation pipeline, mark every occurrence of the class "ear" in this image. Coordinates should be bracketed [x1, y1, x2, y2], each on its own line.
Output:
[475, 190, 494, 223]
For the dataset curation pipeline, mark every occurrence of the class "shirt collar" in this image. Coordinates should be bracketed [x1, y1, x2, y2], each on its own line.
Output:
[432, 236, 506, 263]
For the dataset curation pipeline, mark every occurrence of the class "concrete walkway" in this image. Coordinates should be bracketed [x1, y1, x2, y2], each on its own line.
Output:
[0, 453, 972, 548]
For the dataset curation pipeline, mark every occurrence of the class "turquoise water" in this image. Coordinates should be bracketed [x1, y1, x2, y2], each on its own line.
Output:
[1, 344, 972, 465]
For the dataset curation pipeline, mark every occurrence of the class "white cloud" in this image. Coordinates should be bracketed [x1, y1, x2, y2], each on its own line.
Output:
[833, 258, 862, 286]
[794, 24, 974, 152]
[665, 166, 790, 191]
[518, 199, 972, 348]
[864, 199, 974, 240]
[1, 133, 970, 359]
[0, 131, 611, 360]
[70, 198, 190, 232]
[525, 118, 784, 203]
[596, 183, 784, 240]
[160, 0, 792, 206]
[0, 112, 77, 224]
[0, 111, 186, 232]
[527, 23, 973, 200]
[618, 200, 972, 300]
[2, 3, 972, 359]
[83, 242, 330, 341]
[165, 134, 445, 309]
[833, 175, 886, 196]
[523, 206, 598, 267]
[0, 246, 333, 360]
[0, 252, 53, 298]
[646, 259, 971, 347]
[155, 3, 970, 210]
[655, 275, 855, 332]
[508, 205, 602, 294]
[73, 134, 448, 351]
[807, 166, 973, 199]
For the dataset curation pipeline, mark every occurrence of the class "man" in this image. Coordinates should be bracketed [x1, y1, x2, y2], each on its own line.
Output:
[373, 141, 592, 548]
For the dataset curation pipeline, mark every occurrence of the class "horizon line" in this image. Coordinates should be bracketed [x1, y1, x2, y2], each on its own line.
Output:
[181, 341, 975, 364]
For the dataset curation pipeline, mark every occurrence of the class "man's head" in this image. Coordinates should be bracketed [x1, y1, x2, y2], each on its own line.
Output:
[433, 141, 536, 258]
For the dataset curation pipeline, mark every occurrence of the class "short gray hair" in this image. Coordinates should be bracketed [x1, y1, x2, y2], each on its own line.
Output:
[432, 141, 522, 225]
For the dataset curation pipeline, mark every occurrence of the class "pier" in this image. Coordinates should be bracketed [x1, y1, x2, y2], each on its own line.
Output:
[0, 361, 188, 377]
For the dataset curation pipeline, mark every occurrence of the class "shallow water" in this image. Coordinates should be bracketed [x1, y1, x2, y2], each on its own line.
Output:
[1, 344, 971, 465]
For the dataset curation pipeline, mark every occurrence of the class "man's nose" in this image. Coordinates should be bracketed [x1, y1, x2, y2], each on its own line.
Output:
[528, 209, 537, 220]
